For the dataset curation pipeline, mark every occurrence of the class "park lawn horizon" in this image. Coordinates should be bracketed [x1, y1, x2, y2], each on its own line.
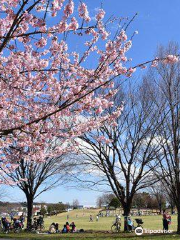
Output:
[43, 209, 177, 232]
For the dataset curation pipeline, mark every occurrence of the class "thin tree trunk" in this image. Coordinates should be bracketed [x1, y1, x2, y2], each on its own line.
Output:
[159, 203, 162, 215]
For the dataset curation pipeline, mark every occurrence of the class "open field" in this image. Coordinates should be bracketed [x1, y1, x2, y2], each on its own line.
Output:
[42, 209, 177, 232]
[0, 209, 179, 239]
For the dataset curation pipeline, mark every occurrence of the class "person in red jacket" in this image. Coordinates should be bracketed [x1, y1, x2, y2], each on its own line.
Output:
[66, 222, 70, 232]
[163, 210, 168, 231]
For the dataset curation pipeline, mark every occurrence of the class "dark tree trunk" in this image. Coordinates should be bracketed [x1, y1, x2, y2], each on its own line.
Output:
[26, 195, 34, 230]
[177, 207, 180, 233]
[176, 186, 180, 233]
[123, 205, 131, 231]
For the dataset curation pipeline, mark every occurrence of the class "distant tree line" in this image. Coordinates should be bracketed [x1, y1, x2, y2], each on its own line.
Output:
[97, 190, 174, 214]
[46, 202, 68, 216]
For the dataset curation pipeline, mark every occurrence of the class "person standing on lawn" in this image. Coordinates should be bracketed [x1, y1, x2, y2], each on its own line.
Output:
[163, 209, 169, 231]
[89, 215, 93, 222]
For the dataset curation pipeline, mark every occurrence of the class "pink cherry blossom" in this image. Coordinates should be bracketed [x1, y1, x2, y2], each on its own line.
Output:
[96, 9, 106, 21]
[35, 37, 47, 48]
[78, 2, 91, 22]
[128, 67, 136, 74]
[164, 55, 179, 64]
[68, 17, 79, 31]
[64, 0, 74, 16]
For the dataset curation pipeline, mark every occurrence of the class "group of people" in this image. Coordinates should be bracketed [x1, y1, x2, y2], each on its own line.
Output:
[1, 214, 25, 233]
[62, 222, 76, 233]
[49, 221, 76, 234]
[89, 214, 100, 222]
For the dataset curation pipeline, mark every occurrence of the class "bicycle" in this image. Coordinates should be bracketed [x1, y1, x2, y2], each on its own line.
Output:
[111, 221, 121, 232]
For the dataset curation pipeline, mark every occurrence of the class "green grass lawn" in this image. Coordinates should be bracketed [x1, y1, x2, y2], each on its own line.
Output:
[0, 209, 178, 239]
[43, 209, 177, 232]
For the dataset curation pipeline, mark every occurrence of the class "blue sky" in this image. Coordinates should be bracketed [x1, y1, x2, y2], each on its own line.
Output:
[4, 0, 180, 206]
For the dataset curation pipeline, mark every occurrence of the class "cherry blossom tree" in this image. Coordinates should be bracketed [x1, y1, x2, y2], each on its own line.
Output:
[0, 1, 179, 190]
[0, 0, 138, 180]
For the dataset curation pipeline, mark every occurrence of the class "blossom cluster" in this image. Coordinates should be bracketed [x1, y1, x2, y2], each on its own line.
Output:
[163, 55, 179, 64]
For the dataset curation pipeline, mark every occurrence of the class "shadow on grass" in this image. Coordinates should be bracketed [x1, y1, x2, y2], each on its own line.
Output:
[0, 232, 179, 240]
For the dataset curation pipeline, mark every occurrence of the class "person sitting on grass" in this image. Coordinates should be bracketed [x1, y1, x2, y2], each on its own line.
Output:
[70, 222, 76, 232]
[1, 217, 10, 232]
[13, 217, 23, 229]
[55, 223, 59, 233]
[49, 222, 56, 234]
[66, 222, 70, 232]
[62, 224, 67, 233]
[127, 216, 134, 231]
[19, 213, 25, 225]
